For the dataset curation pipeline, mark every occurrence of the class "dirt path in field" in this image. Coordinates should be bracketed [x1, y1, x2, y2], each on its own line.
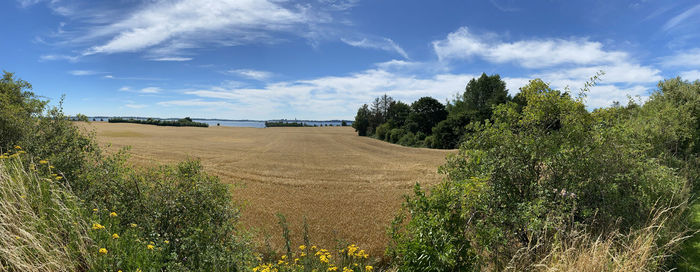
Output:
[81, 122, 454, 257]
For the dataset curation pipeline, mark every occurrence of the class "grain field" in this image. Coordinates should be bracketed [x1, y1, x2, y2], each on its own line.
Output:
[81, 122, 454, 257]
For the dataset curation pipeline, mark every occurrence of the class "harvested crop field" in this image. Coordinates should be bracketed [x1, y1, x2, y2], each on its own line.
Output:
[81, 122, 454, 257]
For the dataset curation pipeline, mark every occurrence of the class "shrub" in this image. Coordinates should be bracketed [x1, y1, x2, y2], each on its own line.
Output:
[375, 123, 391, 141]
[81, 153, 253, 270]
[388, 128, 405, 143]
[397, 132, 418, 147]
[388, 79, 692, 270]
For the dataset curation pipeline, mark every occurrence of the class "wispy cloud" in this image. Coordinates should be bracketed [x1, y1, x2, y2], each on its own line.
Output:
[228, 69, 273, 81]
[663, 3, 700, 31]
[40, 54, 80, 62]
[341, 37, 409, 59]
[432, 27, 628, 68]
[81, 0, 311, 57]
[119, 86, 163, 93]
[149, 57, 193, 62]
[69, 70, 104, 76]
[125, 103, 148, 109]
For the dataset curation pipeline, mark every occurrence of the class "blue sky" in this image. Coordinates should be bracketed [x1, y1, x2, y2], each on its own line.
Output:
[1, 0, 699, 120]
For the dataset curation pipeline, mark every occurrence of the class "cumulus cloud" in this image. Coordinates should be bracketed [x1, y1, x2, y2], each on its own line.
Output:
[341, 37, 409, 59]
[432, 27, 628, 68]
[680, 70, 700, 81]
[662, 48, 700, 67]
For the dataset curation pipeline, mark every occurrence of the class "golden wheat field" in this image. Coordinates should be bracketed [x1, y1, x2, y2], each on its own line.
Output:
[80, 122, 454, 256]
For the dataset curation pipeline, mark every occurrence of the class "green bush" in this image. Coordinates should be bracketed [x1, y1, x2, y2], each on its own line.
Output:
[388, 78, 693, 270]
[375, 123, 391, 141]
[81, 153, 253, 270]
[388, 128, 405, 144]
[397, 132, 418, 147]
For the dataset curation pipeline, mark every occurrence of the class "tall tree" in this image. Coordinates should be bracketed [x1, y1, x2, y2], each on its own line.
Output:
[449, 73, 510, 121]
[352, 104, 371, 136]
[387, 100, 411, 128]
[408, 97, 448, 134]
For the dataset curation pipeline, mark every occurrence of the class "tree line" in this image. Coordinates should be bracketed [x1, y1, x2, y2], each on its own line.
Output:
[108, 117, 209, 127]
[352, 73, 514, 149]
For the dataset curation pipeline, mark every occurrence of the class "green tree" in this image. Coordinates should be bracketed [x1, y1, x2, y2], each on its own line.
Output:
[352, 104, 371, 136]
[387, 100, 411, 128]
[407, 97, 447, 134]
[0, 71, 47, 150]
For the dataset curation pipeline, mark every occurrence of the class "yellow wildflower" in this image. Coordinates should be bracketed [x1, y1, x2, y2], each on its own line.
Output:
[99, 248, 108, 255]
[311, 245, 317, 251]
[365, 266, 373, 271]
[300, 252, 307, 257]
[49, 165, 54, 169]
[18, 150, 26, 154]
[130, 223, 137, 228]
[92, 223, 105, 230]
[343, 267, 353, 272]
[55, 176, 63, 180]
[164, 240, 169, 244]
[14, 145, 21, 149]
[92, 208, 98, 212]
[39, 160, 48, 164]
[112, 233, 119, 239]
[109, 212, 117, 217]
[319, 255, 329, 263]
[147, 244, 154, 250]
[294, 258, 299, 264]
[136, 269, 142, 272]
[327, 267, 338, 272]
[278, 260, 284, 265]
[281, 255, 287, 260]
[299, 245, 306, 250]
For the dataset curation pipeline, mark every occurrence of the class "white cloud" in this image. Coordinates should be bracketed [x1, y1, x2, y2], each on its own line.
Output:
[432, 27, 628, 68]
[149, 57, 193, 62]
[535, 63, 662, 84]
[82, 0, 310, 56]
[680, 70, 700, 81]
[69, 70, 103, 76]
[40, 54, 80, 62]
[663, 3, 700, 31]
[125, 103, 148, 109]
[140, 87, 162, 94]
[158, 99, 234, 107]
[662, 48, 700, 67]
[119, 86, 162, 93]
[341, 37, 409, 59]
[229, 69, 273, 81]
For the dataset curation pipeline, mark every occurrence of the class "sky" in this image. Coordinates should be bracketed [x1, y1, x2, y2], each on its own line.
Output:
[1, 0, 699, 120]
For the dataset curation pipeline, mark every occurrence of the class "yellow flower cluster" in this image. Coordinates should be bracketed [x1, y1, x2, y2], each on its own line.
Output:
[92, 223, 105, 230]
[252, 244, 373, 272]
[99, 248, 108, 255]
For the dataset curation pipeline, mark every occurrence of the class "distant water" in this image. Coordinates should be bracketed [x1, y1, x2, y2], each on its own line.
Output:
[194, 120, 265, 128]
[86, 117, 351, 128]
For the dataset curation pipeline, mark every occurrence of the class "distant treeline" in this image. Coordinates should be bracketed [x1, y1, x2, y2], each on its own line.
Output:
[265, 121, 309, 127]
[265, 121, 349, 127]
[353, 73, 516, 149]
[108, 117, 209, 127]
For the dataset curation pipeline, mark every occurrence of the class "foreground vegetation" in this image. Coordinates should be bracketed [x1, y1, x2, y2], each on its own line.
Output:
[1, 70, 698, 271]
[108, 117, 209, 127]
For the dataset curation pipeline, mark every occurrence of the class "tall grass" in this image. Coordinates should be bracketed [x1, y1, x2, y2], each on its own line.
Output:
[0, 151, 91, 272]
[519, 203, 691, 272]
